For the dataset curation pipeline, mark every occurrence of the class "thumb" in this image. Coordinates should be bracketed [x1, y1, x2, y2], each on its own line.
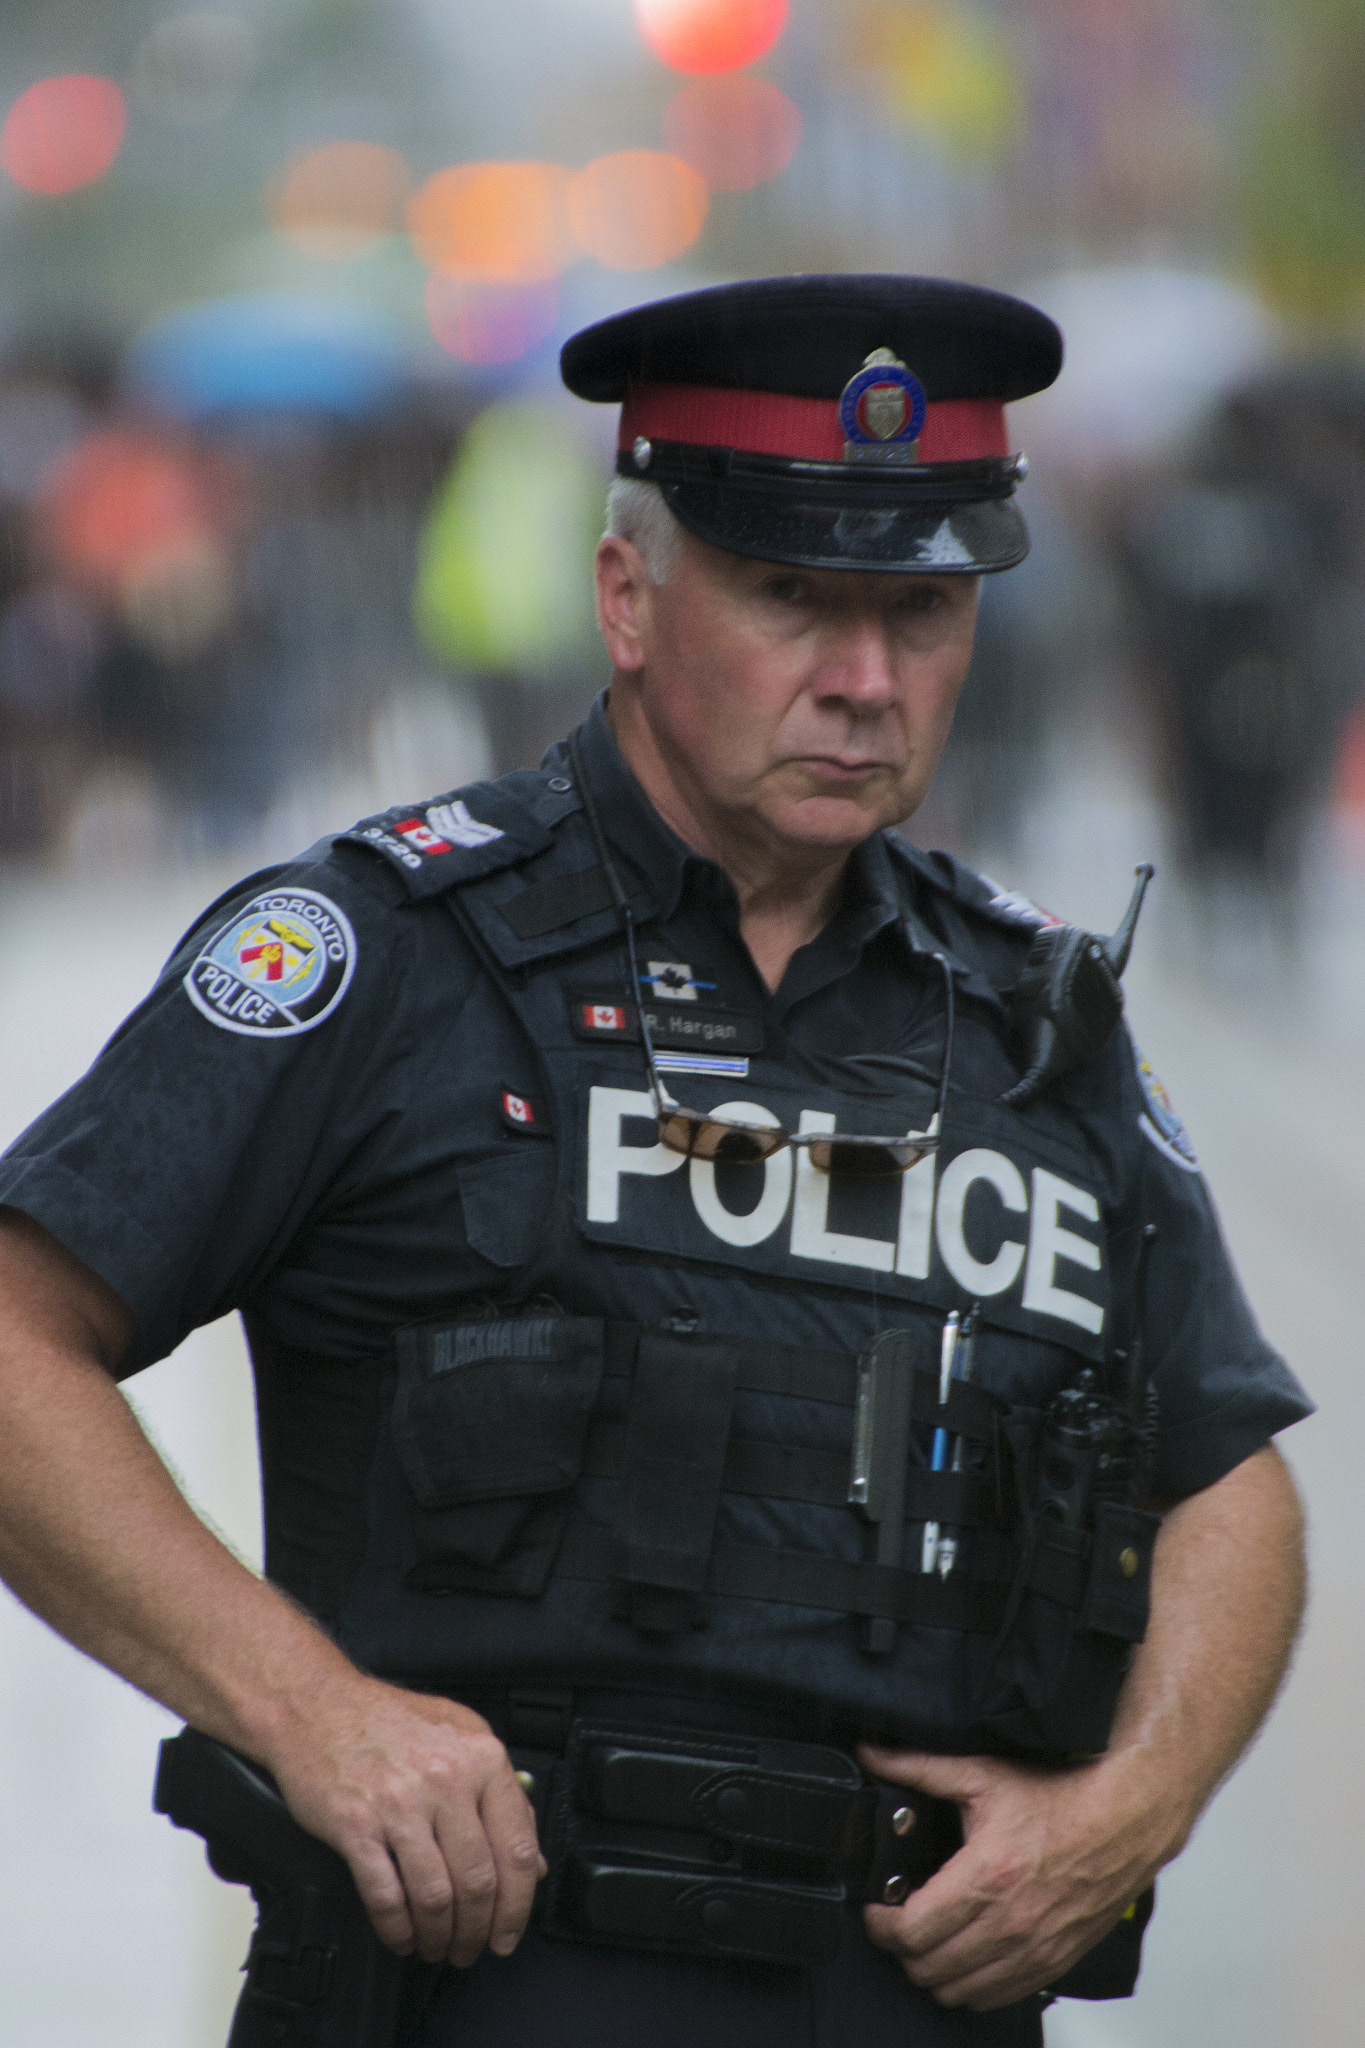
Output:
[857, 1745, 989, 1806]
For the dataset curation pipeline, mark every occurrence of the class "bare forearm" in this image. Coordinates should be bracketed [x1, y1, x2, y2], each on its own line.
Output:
[0, 1208, 354, 1762]
[1102, 1441, 1306, 1857]
[862, 1441, 1307, 2007]
[0, 1337, 354, 1759]
[0, 1208, 546, 1965]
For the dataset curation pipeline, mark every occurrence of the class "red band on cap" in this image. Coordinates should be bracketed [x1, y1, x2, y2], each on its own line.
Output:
[619, 383, 1008, 464]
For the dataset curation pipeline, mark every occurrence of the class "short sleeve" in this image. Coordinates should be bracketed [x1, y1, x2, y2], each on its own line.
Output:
[1118, 1035, 1313, 1497]
[0, 846, 418, 1371]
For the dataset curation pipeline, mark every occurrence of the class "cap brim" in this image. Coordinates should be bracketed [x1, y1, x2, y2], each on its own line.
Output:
[660, 478, 1028, 574]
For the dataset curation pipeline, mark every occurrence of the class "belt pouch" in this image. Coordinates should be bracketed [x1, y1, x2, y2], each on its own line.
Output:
[391, 1315, 605, 1596]
[543, 1723, 857, 1967]
[612, 1330, 738, 1633]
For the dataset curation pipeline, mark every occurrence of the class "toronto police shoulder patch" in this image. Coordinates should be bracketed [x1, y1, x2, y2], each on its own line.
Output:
[184, 886, 357, 1038]
[1134, 1045, 1200, 1173]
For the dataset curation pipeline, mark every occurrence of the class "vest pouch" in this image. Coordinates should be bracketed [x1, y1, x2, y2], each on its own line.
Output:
[392, 1315, 605, 1597]
[968, 1497, 1161, 1757]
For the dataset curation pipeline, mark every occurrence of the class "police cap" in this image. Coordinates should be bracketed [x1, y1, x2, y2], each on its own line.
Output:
[561, 274, 1062, 574]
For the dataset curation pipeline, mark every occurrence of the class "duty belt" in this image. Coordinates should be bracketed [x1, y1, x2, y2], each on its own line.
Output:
[473, 1687, 958, 1968]
[467, 1688, 1150, 1999]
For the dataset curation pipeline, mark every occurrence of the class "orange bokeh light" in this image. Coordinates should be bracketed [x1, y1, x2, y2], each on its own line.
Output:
[426, 276, 560, 366]
[37, 430, 237, 592]
[568, 152, 708, 271]
[1, 75, 127, 196]
[634, 0, 788, 75]
[269, 141, 412, 260]
[408, 162, 575, 284]
[663, 75, 802, 191]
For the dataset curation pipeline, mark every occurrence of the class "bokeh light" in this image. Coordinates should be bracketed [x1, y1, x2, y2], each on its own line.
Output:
[663, 75, 802, 191]
[568, 151, 708, 271]
[634, 0, 788, 75]
[0, 76, 127, 196]
[269, 142, 413, 261]
[425, 276, 559, 366]
[849, 1, 1018, 159]
[36, 430, 239, 658]
[37, 430, 232, 590]
[408, 162, 574, 283]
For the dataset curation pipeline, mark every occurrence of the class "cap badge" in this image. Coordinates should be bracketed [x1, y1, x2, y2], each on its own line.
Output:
[839, 348, 927, 466]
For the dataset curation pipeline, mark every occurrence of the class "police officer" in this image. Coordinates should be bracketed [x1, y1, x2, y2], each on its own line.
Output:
[0, 278, 1309, 2048]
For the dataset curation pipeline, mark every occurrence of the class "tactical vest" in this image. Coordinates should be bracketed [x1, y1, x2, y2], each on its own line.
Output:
[272, 770, 1159, 1761]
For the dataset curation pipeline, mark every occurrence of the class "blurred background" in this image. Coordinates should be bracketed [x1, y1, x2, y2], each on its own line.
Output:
[0, 1, 1361, 2041]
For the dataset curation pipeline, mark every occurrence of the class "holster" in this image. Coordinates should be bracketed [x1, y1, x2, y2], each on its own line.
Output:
[154, 1728, 440, 2048]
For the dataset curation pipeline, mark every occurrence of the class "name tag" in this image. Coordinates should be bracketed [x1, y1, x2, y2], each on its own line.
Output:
[569, 990, 765, 1056]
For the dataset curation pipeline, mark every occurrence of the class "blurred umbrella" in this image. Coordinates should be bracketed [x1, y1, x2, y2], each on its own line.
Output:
[1012, 268, 1281, 466]
[124, 294, 417, 421]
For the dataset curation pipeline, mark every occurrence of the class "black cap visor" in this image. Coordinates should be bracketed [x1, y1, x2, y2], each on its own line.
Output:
[632, 448, 1028, 573]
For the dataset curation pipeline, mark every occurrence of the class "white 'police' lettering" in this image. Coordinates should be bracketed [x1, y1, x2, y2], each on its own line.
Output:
[586, 1086, 684, 1222]
[582, 1087, 1104, 1336]
[689, 1101, 791, 1247]
[791, 1111, 895, 1272]
[1021, 1168, 1104, 1334]
[935, 1148, 1028, 1296]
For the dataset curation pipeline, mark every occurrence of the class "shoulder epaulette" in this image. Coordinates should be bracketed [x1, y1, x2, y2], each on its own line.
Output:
[336, 766, 581, 899]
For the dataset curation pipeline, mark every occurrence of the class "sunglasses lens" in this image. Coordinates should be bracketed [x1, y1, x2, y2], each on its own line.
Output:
[709, 1125, 782, 1166]
[805, 1134, 939, 1177]
[657, 1108, 785, 1165]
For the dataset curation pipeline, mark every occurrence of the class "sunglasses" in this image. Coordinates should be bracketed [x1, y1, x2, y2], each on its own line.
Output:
[567, 732, 954, 1179]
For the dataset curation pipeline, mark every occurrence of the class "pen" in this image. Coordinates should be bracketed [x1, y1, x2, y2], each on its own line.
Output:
[936, 1304, 979, 1579]
[921, 1310, 960, 1573]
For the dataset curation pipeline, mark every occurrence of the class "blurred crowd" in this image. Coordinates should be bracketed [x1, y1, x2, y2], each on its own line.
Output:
[1, 315, 1364, 924]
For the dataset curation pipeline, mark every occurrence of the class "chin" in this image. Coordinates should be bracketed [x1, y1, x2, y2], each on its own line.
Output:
[777, 794, 898, 849]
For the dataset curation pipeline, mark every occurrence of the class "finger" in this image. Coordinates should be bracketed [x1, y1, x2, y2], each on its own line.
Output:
[857, 1745, 988, 1805]
[384, 1817, 459, 1963]
[480, 1769, 545, 1956]
[430, 1796, 502, 1968]
[346, 1838, 419, 1955]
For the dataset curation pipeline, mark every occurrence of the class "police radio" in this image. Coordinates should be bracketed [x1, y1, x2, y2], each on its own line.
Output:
[1036, 1225, 1159, 1529]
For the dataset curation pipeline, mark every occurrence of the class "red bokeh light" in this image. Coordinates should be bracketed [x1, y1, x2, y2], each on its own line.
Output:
[663, 75, 802, 190]
[1, 75, 127, 196]
[634, 0, 788, 76]
[425, 276, 560, 366]
[37, 430, 236, 590]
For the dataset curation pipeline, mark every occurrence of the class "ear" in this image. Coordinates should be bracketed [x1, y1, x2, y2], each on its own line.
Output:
[595, 535, 653, 674]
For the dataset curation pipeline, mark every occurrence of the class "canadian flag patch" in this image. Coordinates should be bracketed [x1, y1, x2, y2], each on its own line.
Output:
[583, 1004, 627, 1033]
[499, 1085, 549, 1135]
[394, 817, 452, 855]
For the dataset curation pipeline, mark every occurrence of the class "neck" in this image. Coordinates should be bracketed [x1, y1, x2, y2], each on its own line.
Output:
[604, 685, 853, 994]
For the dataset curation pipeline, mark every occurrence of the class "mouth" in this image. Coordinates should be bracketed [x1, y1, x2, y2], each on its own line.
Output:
[796, 755, 897, 787]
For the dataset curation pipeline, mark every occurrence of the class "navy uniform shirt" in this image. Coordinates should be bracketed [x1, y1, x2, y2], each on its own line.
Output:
[0, 696, 1311, 1505]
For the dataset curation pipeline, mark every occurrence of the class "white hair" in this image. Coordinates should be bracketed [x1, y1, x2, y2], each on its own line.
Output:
[604, 476, 684, 586]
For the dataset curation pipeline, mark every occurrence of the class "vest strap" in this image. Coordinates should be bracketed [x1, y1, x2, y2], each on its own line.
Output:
[583, 1423, 993, 1523]
[554, 1523, 1090, 1632]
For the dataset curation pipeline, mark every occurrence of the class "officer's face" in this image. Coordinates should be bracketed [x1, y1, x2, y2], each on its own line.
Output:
[597, 528, 980, 862]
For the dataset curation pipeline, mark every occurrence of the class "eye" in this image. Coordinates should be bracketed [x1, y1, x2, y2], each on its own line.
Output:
[760, 573, 808, 605]
[893, 582, 947, 615]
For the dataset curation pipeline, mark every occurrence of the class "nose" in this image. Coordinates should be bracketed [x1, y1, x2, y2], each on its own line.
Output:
[814, 617, 895, 715]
